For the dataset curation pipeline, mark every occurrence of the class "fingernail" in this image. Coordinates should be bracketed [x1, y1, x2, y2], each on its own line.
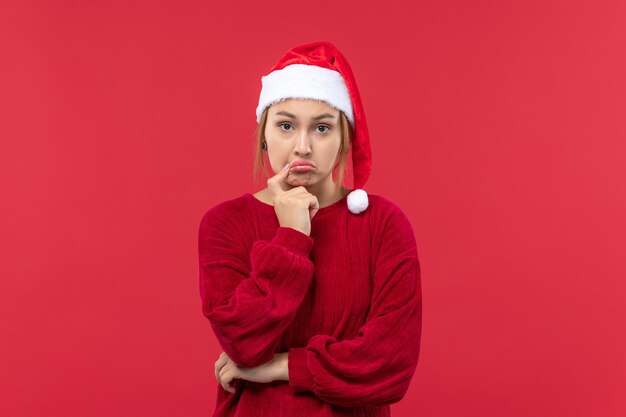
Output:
[282, 162, 290, 171]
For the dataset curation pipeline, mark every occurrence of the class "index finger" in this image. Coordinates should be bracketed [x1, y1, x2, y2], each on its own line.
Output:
[267, 162, 293, 196]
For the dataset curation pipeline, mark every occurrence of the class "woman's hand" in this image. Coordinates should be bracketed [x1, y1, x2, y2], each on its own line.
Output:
[214, 351, 289, 394]
[267, 162, 319, 236]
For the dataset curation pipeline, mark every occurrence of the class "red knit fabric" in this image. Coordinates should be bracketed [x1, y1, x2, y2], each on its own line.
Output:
[198, 192, 422, 416]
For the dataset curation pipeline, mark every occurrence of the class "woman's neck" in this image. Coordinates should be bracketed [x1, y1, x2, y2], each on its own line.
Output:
[254, 184, 351, 208]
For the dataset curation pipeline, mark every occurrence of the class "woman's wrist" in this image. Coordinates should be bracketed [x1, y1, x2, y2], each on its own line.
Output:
[274, 352, 289, 381]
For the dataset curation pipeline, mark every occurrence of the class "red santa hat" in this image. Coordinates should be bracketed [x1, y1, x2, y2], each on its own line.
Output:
[255, 41, 371, 214]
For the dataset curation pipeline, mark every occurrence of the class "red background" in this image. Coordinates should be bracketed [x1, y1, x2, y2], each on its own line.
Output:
[1, 1, 625, 416]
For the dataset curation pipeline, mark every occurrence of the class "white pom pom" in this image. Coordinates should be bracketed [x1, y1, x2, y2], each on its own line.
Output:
[347, 189, 369, 214]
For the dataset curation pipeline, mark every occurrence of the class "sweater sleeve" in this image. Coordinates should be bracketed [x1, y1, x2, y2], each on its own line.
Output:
[287, 205, 422, 407]
[198, 206, 315, 368]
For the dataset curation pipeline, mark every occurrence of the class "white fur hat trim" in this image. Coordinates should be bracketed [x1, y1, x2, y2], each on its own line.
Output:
[256, 64, 354, 126]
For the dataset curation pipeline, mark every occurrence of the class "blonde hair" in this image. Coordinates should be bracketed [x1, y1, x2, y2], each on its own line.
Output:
[252, 105, 353, 189]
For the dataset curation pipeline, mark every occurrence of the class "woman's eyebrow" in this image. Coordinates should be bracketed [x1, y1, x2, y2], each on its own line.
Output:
[275, 111, 337, 121]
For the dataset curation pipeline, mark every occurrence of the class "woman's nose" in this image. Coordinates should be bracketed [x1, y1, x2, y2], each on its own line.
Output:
[294, 131, 312, 155]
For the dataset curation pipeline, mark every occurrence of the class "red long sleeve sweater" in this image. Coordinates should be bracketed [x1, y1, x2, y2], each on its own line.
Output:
[198, 192, 422, 416]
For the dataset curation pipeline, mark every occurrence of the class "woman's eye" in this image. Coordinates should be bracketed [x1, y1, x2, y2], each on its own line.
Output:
[278, 123, 293, 131]
[316, 125, 330, 133]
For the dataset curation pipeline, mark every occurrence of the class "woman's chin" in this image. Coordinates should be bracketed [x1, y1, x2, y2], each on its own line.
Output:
[287, 179, 314, 187]
[287, 173, 315, 186]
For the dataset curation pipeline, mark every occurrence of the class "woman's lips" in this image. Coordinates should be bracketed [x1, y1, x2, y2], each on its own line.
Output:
[290, 164, 315, 172]
[289, 161, 315, 172]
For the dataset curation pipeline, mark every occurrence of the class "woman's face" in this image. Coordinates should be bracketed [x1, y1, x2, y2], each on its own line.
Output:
[265, 98, 342, 188]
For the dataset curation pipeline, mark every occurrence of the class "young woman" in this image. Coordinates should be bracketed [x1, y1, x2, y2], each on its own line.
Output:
[198, 41, 422, 416]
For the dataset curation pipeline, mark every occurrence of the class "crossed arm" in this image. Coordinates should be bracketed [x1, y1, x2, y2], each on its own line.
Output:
[199, 205, 421, 407]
